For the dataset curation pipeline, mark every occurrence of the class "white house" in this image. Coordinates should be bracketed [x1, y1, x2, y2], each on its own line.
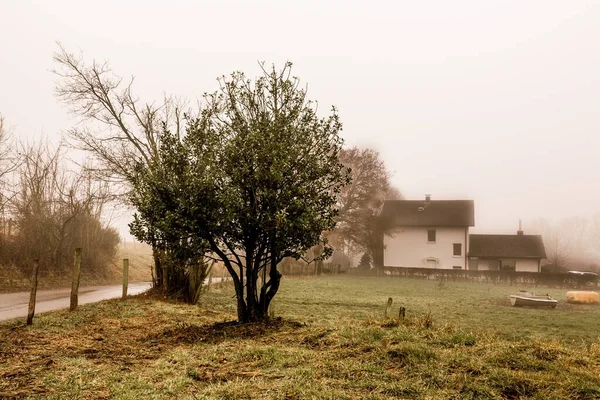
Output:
[468, 232, 546, 272]
[381, 195, 547, 272]
[381, 195, 475, 270]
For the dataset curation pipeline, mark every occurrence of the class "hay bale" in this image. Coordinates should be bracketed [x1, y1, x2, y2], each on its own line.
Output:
[566, 291, 599, 304]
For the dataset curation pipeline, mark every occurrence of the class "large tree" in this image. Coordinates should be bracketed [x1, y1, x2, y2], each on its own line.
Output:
[130, 63, 350, 322]
[53, 45, 203, 297]
[334, 147, 401, 267]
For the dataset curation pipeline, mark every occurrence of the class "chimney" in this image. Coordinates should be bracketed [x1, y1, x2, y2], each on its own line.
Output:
[517, 219, 523, 236]
[425, 194, 431, 204]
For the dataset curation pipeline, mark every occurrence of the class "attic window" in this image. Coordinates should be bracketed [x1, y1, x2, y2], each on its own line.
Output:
[427, 229, 436, 243]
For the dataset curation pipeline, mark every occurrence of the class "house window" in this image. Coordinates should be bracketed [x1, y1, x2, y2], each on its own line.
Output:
[453, 243, 462, 256]
[453, 266, 462, 270]
[500, 259, 516, 271]
[427, 229, 436, 243]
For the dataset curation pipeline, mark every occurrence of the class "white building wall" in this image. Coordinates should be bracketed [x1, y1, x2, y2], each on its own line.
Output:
[384, 226, 467, 269]
[516, 258, 539, 272]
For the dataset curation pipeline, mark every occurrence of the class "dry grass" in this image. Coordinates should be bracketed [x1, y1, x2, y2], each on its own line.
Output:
[112, 244, 154, 283]
[1, 276, 600, 399]
[0, 245, 153, 293]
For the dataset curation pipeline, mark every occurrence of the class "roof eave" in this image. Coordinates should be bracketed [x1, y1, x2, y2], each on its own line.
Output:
[468, 254, 545, 259]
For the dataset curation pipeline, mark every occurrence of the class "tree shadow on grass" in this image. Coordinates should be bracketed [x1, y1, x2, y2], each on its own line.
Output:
[151, 318, 306, 345]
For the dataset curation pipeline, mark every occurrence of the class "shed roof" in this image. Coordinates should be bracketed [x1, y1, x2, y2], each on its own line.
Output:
[468, 234, 546, 259]
[381, 200, 475, 227]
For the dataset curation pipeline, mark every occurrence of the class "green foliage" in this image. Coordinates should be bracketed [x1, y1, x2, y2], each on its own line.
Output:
[129, 131, 209, 303]
[130, 63, 350, 321]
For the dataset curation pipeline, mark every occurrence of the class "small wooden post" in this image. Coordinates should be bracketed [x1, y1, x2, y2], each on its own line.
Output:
[70, 248, 82, 311]
[399, 307, 406, 320]
[385, 297, 393, 318]
[26, 258, 40, 326]
[122, 258, 129, 299]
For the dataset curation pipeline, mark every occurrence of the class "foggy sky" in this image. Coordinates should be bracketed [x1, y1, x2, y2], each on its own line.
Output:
[2, 0, 600, 237]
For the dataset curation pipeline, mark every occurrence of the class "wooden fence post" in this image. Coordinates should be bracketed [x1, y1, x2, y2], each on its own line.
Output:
[26, 258, 40, 326]
[385, 297, 393, 318]
[70, 248, 82, 311]
[122, 258, 129, 299]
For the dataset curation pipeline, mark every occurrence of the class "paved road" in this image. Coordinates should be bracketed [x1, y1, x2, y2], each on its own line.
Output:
[0, 282, 152, 322]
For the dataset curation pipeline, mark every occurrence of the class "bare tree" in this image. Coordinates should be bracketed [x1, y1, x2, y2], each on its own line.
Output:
[53, 44, 186, 189]
[0, 114, 14, 248]
[13, 141, 60, 266]
[336, 147, 391, 223]
[527, 216, 600, 271]
[0, 114, 19, 209]
[10, 141, 117, 277]
[529, 218, 572, 271]
[53, 44, 188, 285]
[333, 147, 402, 269]
[0, 115, 11, 183]
[545, 232, 572, 271]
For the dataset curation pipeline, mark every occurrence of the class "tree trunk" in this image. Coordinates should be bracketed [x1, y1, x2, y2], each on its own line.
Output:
[188, 260, 207, 305]
[162, 255, 168, 293]
[27, 259, 40, 326]
[152, 246, 163, 289]
[245, 248, 256, 322]
[233, 278, 248, 322]
[69, 248, 82, 311]
[260, 242, 282, 318]
[263, 270, 282, 317]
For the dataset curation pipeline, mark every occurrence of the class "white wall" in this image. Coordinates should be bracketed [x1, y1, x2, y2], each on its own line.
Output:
[384, 226, 467, 269]
[516, 258, 539, 272]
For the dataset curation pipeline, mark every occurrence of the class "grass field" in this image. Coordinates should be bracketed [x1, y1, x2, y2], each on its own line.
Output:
[1, 275, 600, 399]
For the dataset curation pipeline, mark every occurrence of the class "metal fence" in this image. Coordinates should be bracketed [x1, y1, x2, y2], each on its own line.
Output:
[381, 267, 599, 289]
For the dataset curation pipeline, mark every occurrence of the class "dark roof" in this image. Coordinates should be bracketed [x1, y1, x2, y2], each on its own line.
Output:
[381, 200, 475, 227]
[468, 234, 546, 259]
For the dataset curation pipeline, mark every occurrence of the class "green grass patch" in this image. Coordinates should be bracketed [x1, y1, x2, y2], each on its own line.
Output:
[2, 275, 600, 399]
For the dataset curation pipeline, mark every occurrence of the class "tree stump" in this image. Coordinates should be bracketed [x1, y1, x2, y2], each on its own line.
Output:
[399, 307, 406, 320]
